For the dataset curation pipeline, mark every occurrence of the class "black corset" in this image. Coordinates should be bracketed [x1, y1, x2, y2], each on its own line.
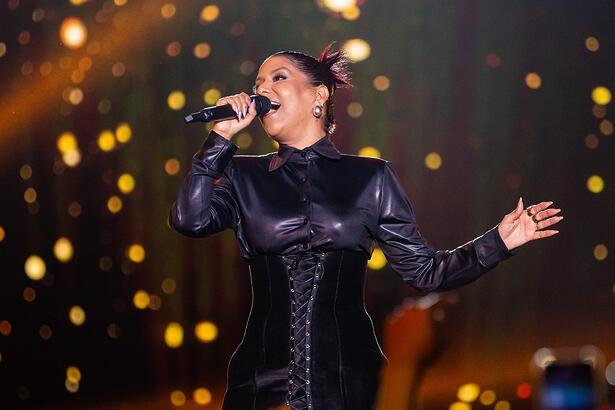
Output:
[221, 250, 385, 410]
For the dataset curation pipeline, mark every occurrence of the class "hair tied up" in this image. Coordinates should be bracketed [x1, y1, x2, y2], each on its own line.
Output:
[317, 41, 353, 93]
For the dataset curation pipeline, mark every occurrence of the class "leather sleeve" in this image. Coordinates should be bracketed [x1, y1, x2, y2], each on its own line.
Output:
[375, 161, 516, 292]
[169, 131, 240, 237]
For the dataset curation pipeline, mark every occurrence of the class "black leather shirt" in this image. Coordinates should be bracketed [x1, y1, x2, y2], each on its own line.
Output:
[170, 131, 515, 410]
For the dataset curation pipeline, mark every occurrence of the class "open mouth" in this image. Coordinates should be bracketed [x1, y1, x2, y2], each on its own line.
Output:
[270, 101, 281, 110]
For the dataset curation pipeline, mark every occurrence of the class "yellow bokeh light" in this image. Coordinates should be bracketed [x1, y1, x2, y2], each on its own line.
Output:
[585, 36, 599, 52]
[57, 132, 78, 153]
[66, 366, 81, 383]
[161, 3, 176, 19]
[425, 152, 443, 170]
[107, 195, 123, 214]
[193, 388, 212, 405]
[65, 379, 79, 393]
[525, 72, 542, 89]
[194, 42, 212, 59]
[59, 17, 88, 50]
[170, 390, 186, 406]
[592, 86, 611, 105]
[20, 164, 33, 180]
[68, 87, 83, 105]
[195, 321, 218, 342]
[165, 322, 184, 348]
[457, 383, 480, 402]
[117, 173, 135, 194]
[133, 290, 150, 309]
[342, 6, 360, 20]
[25, 255, 46, 280]
[114, 0, 128, 6]
[494, 400, 511, 410]
[98, 130, 116, 152]
[167, 90, 186, 110]
[54, 237, 74, 263]
[323, 0, 356, 12]
[0, 42, 6, 58]
[342, 39, 371, 62]
[236, 132, 253, 149]
[165, 158, 181, 176]
[586, 175, 604, 193]
[24, 187, 37, 203]
[367, 247, 387, 270]
[200, 5, 220, 23]
[373, 75, 390, 91]
[449, 402, 471, 410]
[115, 123, 132, 143]
[0, 226, 5, 242]
[358, 146, 381, 158]
[127, 244, 145, 263]
[347, 102, 364, 118]
[594, 244, 608, 261]
[204, 88, 222, 105]
[69, 305, 86, 326]
[63, 149, 82, 167]
[479, 390, 496, 405]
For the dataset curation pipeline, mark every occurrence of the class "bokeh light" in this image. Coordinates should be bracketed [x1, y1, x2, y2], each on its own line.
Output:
[204, 88, 222, 105]
[606, 361, 615, 385]
[358, 146, 381, 158]
[162, 278, 177, 294]
[347, 102, 364, 118]
[0, 226, 4, 242]
[69, 306, 86, 326]
[161, 3, 176, 19]
[59, 17, 88, 49]
[585, 36, 599, 52]
[164, 322, 184, 348]
[525, 72, 542, 89]
[167, 90, 186, 110]
[66, 366, 81, 383]
[373, 75, 390, 91]
[457, 383, 480, 402]
[322, 0, 357, 12]
[194, 42, 212, 59]
[98, 130, 116, 152]
[62, 149, 82, 167]
[107, 196, 123, 214]
[39, 324, 52, 340]
[516, 383, 532, 399]
[193, 388, 213, 405]
[23, 287, 36, 302]
[117, 173, 136, 194]
[57, 132, 78, 154]
[54, 237, 74, 263]
[165, 158, 181, 175]
[170, 390, 186, 406]
[593, 244, 608, 261]
[599, 119, 613, 135]
[367, 247, 387, 270]
[449, 402, 471, 410]
[586, 175, 604, 193]
[236, 132, 253, 149]
[585, 134, 599, 149]
[20, 164, 32, 180]
[200, 5, 220, 23]
[495, 400, 511, 410]
[0, 320, 12, 336]
[24, 187, 37, 203]
[479, 390, 496, 405]
[25, 255, 46, 280]
[133, 290, 150, 309]
[195, 321, 218, 343]
[0, 42, 6, 58]
[592, 86, 611, 105]
[127, 244, 146, 263]
[425, 152, 443, 170]
[342, 6, 361, 20]
[116, 123, 132, 143]
[342, 39, 371, 62]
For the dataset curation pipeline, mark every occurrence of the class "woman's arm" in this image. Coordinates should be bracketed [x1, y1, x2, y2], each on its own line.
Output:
[374, 161, 517, 292]
[169, 131, 240, 237]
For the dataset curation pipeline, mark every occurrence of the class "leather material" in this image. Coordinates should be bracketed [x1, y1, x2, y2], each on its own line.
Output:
[170, 131, 516, 410]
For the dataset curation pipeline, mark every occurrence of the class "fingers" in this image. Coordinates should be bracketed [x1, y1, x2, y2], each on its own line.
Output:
[526, 201, 554, 217]
[536, 213, 563, 230]
[533, 229, 559, 240]
[216, 92, 252, 120]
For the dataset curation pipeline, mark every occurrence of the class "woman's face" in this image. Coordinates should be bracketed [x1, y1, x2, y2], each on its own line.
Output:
[253, 55, 322, 141]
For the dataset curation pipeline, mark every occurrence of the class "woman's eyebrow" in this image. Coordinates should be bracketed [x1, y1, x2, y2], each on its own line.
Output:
[254, 66, 290, 83]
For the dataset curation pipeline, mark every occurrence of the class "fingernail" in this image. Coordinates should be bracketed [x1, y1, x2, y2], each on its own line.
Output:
[244, 106, 248, 117]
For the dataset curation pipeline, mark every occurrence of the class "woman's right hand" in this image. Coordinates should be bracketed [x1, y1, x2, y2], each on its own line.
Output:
[212, 92, 257, 140]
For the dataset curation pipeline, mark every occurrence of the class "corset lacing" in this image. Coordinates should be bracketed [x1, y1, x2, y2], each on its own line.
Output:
[283, 252, 325, 410]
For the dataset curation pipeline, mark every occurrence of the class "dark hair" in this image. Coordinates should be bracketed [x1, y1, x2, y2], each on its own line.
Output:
[271, 42, 352, 134]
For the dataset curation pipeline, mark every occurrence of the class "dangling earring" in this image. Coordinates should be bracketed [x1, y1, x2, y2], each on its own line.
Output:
[313, 105, 323, 118]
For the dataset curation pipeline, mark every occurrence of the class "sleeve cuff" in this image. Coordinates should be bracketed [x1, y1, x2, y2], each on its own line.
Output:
[475, 225, 517, 269]
[192, 131, 239, 178]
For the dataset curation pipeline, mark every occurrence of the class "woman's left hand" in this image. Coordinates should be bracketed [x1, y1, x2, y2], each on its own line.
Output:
[497, 197, 562, 251]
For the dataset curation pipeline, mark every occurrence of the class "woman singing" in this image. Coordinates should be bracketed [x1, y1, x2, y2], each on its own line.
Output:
[170, 43, 562, 410]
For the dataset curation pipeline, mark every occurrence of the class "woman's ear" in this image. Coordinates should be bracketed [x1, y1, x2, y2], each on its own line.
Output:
[315, 84, 330, 106]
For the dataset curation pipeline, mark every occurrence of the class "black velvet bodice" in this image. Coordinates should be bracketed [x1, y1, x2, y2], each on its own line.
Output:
[170, 131, 515, 410]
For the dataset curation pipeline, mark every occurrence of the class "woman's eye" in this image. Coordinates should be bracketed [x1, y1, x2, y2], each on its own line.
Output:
[252, 85, 258, 94]
[273, 74, 286, 81]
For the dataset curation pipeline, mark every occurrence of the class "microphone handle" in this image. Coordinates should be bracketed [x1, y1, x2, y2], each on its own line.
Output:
[184, 95, 271, 124]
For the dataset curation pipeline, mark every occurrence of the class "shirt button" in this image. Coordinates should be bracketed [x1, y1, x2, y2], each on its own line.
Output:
[301, 195, 308, 202]
[300, 175, 307, 183]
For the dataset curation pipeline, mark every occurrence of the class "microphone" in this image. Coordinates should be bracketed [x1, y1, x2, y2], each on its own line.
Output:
[184, 95, 277, 124]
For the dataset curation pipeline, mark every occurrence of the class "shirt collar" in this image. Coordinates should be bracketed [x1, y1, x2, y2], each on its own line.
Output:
[268, 134, 341, 172]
